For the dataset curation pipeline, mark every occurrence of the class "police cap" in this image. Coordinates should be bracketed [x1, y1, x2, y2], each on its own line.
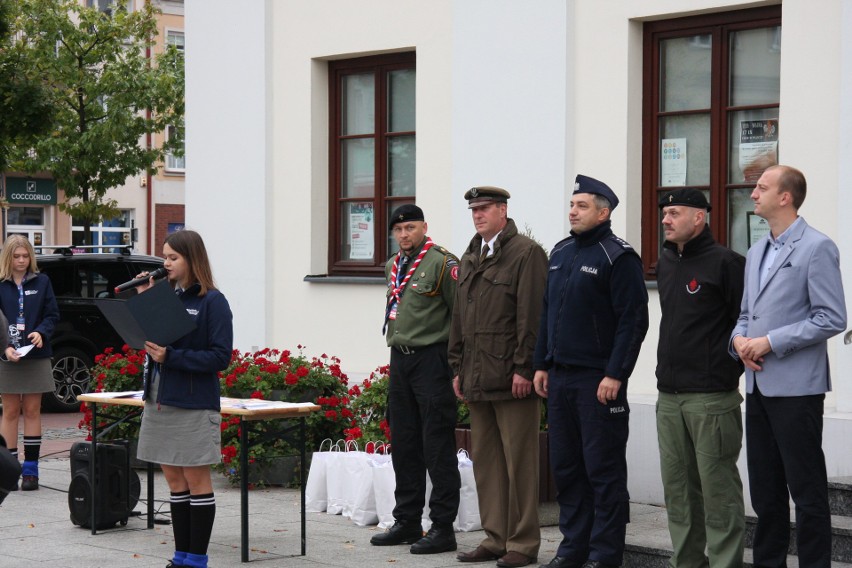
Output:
[389, 204, 425, 230]
[464, 186, 511, 209]
[573, 174, 619, 211]
[658, 188, 711, 211]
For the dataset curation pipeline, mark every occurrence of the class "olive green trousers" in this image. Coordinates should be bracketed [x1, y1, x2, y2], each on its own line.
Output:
[656, 390, 745, 568]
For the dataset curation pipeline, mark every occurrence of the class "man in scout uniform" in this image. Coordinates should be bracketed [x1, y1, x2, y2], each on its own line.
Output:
[371, 204, 461, 555]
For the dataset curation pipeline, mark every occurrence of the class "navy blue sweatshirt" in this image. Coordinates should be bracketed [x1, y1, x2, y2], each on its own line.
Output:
[0, 272, 59, 359]
[142, 283, 233, 411]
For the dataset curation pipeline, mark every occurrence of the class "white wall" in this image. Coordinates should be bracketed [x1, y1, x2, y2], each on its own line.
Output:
[449, 0, 569, 254]
[268, 1, 453, 372]
[185, 0, 270, 351]
[264, 0, 568, 374]
[838, 0, 852, 415]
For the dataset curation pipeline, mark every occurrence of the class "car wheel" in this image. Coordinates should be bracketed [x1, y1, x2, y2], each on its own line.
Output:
[45, 347, 93, 412]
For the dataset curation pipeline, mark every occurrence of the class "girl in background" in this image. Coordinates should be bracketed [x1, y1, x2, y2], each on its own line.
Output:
[0, 235, 60, 491]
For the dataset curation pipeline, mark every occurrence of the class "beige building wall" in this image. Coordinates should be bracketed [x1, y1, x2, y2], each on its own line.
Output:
[269, 2, 454, 375]
[188, 0, 852, 506]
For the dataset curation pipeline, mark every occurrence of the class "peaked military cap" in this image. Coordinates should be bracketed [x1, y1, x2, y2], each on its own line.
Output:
[573, 174, 619, 211]
[464, 186, 511, 209]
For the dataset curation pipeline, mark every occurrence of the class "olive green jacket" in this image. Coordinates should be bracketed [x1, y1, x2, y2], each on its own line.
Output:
[384, 239, 459, 348]
[448, 219, 548, 401]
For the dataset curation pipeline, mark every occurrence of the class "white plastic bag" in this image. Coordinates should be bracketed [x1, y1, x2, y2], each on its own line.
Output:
[305, 438, 334, 513]
[455, 449, 481, 532]
[421, 451, 480, 532]
[339, 442, 370, 520]
[348, 444, 391, 526]
[372, 455, 396, 529]
[324, 440, 350, 515]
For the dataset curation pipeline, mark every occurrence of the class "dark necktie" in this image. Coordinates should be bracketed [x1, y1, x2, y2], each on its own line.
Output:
[397, 256, 410, 286]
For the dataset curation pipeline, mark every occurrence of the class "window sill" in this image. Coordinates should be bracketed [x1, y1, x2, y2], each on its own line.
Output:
[303, 274, 385, 285]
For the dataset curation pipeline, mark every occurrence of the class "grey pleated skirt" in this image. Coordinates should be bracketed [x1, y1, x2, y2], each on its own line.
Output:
[136, 370, 222, 466]
[0, 357, 54, 394]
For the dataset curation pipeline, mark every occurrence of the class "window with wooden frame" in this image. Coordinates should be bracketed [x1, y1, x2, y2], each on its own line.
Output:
[328, 52, 416, 276]
[641, 6, 781, 276]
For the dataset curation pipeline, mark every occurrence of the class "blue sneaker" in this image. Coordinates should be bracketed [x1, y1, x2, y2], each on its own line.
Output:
[21, 475, 38, 491]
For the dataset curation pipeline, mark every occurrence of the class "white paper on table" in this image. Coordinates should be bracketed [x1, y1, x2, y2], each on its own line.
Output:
[219, 398, 316, 410]
[84, 390, 144, 399]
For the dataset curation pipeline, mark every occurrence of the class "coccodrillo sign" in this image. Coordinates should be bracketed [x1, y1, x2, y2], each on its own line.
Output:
[5, 177, 57, 205]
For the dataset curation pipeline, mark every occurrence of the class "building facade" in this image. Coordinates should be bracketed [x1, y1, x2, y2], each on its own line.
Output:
[186, 0, 852, 507]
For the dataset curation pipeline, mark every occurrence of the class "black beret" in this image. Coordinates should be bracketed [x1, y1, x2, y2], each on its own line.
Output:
[464, 186, 511, 208]
[389, 204, 425, 229]
[573, 175, 619, 210]
[659, 188, 711, 211]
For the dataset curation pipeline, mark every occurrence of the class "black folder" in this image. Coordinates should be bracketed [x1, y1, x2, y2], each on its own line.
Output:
[96, 281, 197, 350]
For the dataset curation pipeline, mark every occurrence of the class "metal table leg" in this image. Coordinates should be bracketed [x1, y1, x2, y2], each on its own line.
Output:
[90, 402, 98, 535]
[301, 416, 306, 556]
[240, 417, 249, 562]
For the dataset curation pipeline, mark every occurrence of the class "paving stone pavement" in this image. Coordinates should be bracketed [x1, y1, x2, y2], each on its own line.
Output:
[0, 456, 565, 567]
[0, 411, 674, 567]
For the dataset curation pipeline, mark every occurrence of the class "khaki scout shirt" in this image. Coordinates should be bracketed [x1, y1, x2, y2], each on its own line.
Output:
[384, 240, 459, 348]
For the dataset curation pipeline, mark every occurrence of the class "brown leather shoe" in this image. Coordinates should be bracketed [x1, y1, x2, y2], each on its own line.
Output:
[457, 545, 503, 562]
[497, 551, 536, 568]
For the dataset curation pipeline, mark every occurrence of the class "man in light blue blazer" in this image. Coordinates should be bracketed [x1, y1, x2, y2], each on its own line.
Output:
[730, 164, 846, 567]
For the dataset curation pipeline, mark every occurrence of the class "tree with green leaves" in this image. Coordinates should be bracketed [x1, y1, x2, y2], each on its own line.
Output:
[0, 0, 54, 175]
[7, 0, 184, 245]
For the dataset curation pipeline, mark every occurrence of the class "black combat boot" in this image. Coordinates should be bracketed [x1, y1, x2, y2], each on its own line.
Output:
[410, 523, 456, 554]
[370, 520, 423, 546]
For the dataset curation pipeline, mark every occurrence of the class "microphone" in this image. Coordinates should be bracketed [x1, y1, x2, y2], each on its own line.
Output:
[114, 267, 168, 294]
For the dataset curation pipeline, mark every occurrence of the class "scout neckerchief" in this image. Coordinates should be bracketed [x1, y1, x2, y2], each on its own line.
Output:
[383, 237, 434, 334]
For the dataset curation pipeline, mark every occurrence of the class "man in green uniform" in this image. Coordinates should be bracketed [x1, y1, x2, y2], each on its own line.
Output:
[371, 204, 461, 555]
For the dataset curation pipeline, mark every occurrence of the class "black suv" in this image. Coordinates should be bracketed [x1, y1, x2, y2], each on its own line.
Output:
[36, 247, 163, 411]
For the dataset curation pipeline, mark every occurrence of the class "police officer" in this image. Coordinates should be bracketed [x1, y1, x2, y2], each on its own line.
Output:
[533, 175, 649, 568]
[371, 204, 461, 555]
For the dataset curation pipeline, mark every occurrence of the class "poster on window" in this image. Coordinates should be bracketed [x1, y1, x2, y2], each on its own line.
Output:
[661, 138, 687, 187]
[747, 212, 771, 247]
[349, 203, 374, 260]
[740, 119, 778, 183]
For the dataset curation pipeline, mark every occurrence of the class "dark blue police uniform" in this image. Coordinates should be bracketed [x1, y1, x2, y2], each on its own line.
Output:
[534, 219, 648, 566]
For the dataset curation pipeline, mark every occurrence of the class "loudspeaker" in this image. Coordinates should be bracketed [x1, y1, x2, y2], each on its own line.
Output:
[68, 441, 141, 529]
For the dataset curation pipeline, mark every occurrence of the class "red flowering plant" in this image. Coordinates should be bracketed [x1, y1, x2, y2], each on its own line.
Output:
[346, 365, 392, 451]
[215, 346, 352, 485]
[78, 345, 146, 441]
